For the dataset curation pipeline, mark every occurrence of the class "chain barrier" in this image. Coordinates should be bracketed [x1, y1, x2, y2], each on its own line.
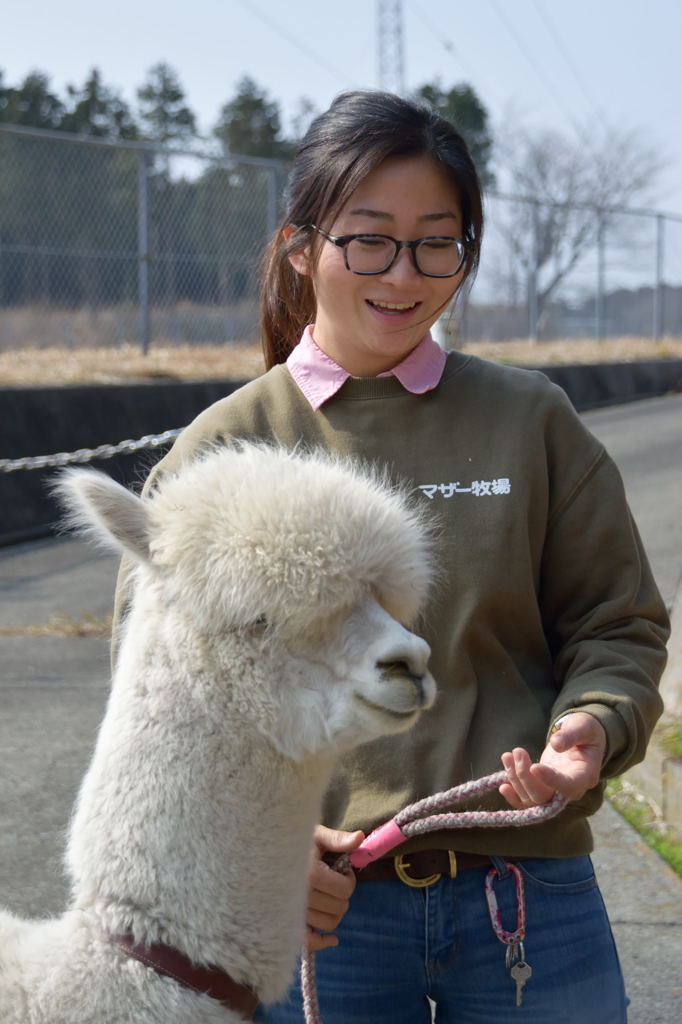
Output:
[0, 429, 182, 473]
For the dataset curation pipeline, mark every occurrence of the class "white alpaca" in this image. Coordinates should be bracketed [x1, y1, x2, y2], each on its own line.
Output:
[0, 443, 435, 1023]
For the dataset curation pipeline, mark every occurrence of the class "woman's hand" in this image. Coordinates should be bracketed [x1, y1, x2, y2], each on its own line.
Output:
[305, 825, 364, 952]
[499, 712, 607, 808]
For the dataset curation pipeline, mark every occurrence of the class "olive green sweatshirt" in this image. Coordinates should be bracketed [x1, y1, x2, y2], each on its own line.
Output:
[113, 353, 669, 857]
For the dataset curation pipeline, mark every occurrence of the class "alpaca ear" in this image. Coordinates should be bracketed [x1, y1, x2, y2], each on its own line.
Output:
[53, 469, 151, 564]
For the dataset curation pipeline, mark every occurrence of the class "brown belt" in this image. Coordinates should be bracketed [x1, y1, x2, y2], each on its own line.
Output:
[326, 849, 495, 887]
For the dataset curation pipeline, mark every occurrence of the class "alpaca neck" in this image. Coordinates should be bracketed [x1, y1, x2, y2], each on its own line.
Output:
[68, 604, 337, 1002]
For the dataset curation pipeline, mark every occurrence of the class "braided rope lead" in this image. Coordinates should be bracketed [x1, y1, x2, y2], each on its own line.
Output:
[395, 770, 567, 836]
[300, 947, 321, 1024]
[301, 771, 567, 1024]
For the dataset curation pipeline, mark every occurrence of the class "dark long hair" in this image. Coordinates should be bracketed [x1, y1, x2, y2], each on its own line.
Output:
[260, 90, 484, 369]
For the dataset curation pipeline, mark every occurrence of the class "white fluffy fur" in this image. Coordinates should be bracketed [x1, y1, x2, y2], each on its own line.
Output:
[0, 444, 435, 1023]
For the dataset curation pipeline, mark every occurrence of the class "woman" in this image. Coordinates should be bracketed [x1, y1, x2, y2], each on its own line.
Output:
[114, 91, 668, 1022]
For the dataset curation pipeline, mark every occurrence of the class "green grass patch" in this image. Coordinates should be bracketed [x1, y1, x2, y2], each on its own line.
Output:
[607, 778, 682, 876]
[655, 715, 682, 758]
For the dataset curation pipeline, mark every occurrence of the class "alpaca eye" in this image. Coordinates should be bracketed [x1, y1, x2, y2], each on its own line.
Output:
[251, 614, 268, 634]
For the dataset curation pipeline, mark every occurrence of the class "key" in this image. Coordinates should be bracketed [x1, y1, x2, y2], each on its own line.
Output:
[511, 960, 533, 1006]
[505, 939, 524, 970]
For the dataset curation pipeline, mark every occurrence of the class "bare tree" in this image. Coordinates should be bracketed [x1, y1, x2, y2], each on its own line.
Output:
[489, 123, 664, 333]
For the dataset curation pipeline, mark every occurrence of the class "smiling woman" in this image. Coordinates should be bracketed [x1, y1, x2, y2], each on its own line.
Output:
[285, 154, 467, 376]
[111, 90, 668, 1024]
[261, 90, 482, 370]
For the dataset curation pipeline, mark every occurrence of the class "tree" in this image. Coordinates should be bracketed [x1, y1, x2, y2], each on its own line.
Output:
[137, 62, 196, 144]
[213, 76, 290, 159]
[60, 68, 138, 140]
[489, 123, 663, 329]
[414, 80, 493, 186]
[0, 71, 64, 129]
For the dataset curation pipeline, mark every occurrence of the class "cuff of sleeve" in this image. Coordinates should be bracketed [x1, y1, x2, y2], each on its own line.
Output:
[548, 704, 630, 772]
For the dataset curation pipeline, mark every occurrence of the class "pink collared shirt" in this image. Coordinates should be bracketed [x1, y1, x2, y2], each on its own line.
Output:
[286, 325, 447, 410]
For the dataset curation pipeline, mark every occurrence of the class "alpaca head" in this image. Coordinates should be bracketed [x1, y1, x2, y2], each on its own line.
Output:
[56, 444, 437, 759]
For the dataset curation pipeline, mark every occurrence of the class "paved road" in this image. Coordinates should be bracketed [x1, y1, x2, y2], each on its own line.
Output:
[582, 394, 682, 609]
[1, 394, 681, 1022]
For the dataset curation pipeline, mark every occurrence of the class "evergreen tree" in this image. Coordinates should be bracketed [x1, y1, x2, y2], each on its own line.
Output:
[60, 68, 138, 139]
[137, 62, 196, 144]
[213, 76, 290, 158]
[415, 81, 493, 186]
[0, 71, 64, 129]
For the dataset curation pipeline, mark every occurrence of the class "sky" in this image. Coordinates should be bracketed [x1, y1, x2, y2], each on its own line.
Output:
[3, 0, 680, 206]
[3, 0, 682, 295]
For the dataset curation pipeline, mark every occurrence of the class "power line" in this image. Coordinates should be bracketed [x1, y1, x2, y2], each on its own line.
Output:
[408, 1, 503, 103]
[530, 0, 608, 129]
[488, 0, 593, 148]
[233, 0, 351, 88]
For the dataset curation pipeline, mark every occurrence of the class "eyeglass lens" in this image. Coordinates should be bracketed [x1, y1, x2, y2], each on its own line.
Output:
[346, 236, 464, 276]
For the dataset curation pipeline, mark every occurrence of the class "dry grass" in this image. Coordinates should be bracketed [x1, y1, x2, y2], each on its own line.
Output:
[1, 337, 682, 386]
[0, 612, 113, 637]
[0, 342, 266, 386]
[461, 336, 682, 366]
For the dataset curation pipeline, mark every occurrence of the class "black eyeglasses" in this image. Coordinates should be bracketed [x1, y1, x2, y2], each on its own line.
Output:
[309, 225, 469, 278]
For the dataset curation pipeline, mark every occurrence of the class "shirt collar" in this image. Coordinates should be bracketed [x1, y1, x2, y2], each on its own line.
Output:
[286, 325, 447, 411]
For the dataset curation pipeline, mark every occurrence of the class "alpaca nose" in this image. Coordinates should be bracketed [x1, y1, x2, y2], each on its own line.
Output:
[377, 658, 420, 681]
[377, 660, 426, 699]
[382, 634, 431, 677]
[376, 636, 431, 695]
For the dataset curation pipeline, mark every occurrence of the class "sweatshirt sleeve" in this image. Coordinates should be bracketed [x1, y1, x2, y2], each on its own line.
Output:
[538, 399, 669, 777]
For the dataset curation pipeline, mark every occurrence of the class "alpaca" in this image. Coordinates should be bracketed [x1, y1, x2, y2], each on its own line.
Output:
[0, 443, 435, 1023]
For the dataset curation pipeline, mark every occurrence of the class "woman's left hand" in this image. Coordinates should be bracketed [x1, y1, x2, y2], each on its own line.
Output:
[499, 712, 607, 807]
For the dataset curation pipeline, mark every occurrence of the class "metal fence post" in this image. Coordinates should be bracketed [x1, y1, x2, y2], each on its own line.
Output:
[266, 164, 279, 237]
[653, 213, 665, 342]
[596, 211, 606, 342]
[138, 147, 152, 355]
[528, 200, 539, 342]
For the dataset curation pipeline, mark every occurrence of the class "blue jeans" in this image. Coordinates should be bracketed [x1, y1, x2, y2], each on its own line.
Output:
[257, 856, 628, 1023]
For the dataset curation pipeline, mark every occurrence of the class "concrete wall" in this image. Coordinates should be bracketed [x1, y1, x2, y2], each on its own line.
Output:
[2, 359, 682, 546]
[528, 359, 682, 412]
[0, 379, 243, 545]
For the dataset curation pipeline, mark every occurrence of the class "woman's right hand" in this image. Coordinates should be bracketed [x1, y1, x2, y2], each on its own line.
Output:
[305, 825, 364, 952]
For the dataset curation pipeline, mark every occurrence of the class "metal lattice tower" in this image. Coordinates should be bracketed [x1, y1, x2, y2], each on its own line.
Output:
[377, 0, 405, 95]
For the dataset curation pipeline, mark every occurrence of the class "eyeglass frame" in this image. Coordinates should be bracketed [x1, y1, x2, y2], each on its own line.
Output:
[308, 225, 470, 278]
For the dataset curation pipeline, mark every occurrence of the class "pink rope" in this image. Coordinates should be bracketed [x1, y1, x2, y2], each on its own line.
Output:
[300, 948, 320, 1024]
[485, 861, 526, 946]
[396, 770, 567, 836]
[300, 771, 567, 1024]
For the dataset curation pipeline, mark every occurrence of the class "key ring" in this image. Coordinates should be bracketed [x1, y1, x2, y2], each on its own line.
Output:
[484, 861, 526, 948]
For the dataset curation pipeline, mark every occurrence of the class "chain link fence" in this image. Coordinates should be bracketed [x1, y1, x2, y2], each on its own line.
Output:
[461, 193, 682, 342]
[1, 123, 681, 347]
[0, 124, 286, 352]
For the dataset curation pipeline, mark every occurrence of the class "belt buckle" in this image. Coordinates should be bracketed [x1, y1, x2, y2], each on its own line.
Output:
[393, 851, 458, 888]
